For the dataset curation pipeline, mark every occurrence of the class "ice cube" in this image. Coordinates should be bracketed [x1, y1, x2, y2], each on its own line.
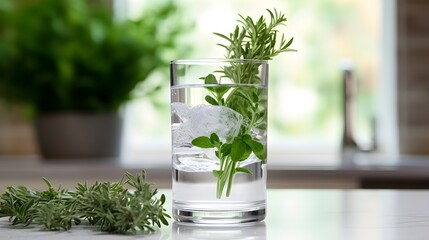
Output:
[175, 156, 220, 172]
[172, 102, 191, 122]
[187, 104, 242, 142]
[172, 104, 243, 147]
[172, 123, 193, 148]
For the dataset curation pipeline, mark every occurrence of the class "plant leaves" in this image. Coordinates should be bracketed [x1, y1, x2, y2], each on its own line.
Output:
[0, 171, 170, 233]
[242, 134, 252, 143]
[231, 136, 252, 161]
[249, 140, 264, 154]
[159, 214, 169, 226]
[220, 143, 232, 156]
[236, 167, 252, 175]
[214, 86, 230, 96]
[204, 74, 218, 84]
[240, 144, 252, 161]
[205, 95, 218, 105]
[230, 137, 246, 161]
[191, 136, 214, 148]
[251, 91, 259, 103]
[254, 150, 266, 161]
[242, 136, 265, 161]
[212, 170, 223, 178]
[210, 133, 220, 145]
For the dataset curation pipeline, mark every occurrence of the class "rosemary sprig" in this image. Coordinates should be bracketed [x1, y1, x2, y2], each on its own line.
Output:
[214, 8, 295, 61]
[0, 171, 170, 234]
[192, 9, 295, 198]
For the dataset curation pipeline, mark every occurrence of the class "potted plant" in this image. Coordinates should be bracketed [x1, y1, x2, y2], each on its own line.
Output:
[0, 0, 187, 159]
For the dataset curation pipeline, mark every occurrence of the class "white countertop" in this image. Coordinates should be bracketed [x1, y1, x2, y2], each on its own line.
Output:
[1, 189, 429, 240]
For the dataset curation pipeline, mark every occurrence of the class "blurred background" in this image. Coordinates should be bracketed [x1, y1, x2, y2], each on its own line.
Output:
[0, 0, 428, 188]
[120, 0, 384, 166]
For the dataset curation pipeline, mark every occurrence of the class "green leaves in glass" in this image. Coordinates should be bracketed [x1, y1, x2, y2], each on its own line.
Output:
[192, 133, 265, 198]
[190, 8, 294, 198]
[231, 134, 265, 162]
[200, 74, 230, 106]
[191, 136, 214, 148]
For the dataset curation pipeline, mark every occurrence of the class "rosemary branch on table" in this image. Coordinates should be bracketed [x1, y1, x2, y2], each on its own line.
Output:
[0, 171, 170, 234]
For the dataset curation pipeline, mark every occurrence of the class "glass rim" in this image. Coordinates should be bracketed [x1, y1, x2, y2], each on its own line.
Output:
[171, 58, 269, 65]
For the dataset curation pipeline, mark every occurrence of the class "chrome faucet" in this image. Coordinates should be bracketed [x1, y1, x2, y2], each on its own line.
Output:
[340, 60, 377, 160]
[341, 66, 358, 152]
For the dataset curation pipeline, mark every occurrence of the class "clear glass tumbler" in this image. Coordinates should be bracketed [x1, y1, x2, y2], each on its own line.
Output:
[170, 59, 268, 224]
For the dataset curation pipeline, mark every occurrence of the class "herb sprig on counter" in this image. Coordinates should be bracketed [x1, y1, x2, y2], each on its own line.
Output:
[0, 171, 170, 234]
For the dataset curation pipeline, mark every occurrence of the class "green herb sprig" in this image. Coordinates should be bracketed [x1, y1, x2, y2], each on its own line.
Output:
[192, 132, 265, 198]
[0, 171, 170, 234]
[192, 9, 295, 198]
[215, 9, 295, 59]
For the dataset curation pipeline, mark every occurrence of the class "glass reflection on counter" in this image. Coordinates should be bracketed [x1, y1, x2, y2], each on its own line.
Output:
[172, 221, 266, 240]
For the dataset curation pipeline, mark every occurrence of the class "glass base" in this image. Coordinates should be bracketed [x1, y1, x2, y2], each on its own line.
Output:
[173, 201, 266, 224]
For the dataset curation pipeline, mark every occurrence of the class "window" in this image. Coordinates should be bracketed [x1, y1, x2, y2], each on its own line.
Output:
[116, 0, 390, 167]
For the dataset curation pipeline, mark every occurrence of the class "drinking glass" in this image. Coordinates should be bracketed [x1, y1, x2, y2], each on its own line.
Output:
[170, 59, 268, 224]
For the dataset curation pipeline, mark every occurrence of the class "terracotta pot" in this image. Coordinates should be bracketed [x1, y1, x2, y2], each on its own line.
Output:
[35, 113, 123, 159]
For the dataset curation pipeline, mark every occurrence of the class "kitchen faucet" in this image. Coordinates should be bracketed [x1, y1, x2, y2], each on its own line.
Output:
[342, 64, 358, 152]
[340, 60, 377, 162]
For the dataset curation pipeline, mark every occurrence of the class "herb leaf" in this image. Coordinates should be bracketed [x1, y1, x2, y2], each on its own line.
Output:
[192, 136, 214, 148]
[236, 167, 252, 175]
[205, 95, 218, 105]
[204, 74, 218, 84]
[230, 137, 247, 161]
[210, 133, 220, 145]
